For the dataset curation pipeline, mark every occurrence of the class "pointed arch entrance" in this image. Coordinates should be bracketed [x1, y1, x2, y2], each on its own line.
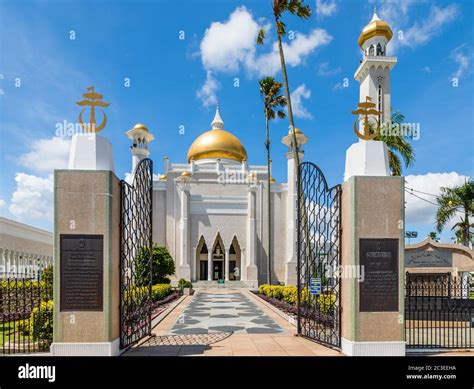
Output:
[194, 233, 244, 282]
[195, 236, 209, 281]
[211, 234, 225, 280]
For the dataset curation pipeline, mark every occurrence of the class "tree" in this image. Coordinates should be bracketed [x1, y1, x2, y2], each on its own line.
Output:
[428, 232, 439, 242]
[257, 0, 311, 169]
[371, 111, 415, 176]
[135, 244, 175, 286]
[259, 76, 287, 284]
[435, 180, 474, 247]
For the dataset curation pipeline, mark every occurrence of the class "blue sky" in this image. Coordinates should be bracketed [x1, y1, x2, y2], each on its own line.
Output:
[0, 0, 473, 243]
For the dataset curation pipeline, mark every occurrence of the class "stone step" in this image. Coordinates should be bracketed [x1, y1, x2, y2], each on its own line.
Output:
[192, 280, 251, 289]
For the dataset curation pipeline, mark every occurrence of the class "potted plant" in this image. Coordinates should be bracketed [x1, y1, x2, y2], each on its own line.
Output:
[178, 279, 193, 296]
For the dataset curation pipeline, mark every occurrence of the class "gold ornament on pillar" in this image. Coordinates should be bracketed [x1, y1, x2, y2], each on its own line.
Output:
[351, 96, 382, 140]
[76, 86, 110, 133]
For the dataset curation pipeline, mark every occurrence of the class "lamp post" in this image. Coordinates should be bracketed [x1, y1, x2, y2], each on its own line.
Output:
[405, 231, 418, 244]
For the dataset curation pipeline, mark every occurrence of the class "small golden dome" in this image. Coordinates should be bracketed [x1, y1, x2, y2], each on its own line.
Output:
[270, 177, 276, 183]
[181, 171, 192, 178]
[159, 174, 167, 181]
[132, 123, 149, 131]
[358, 11, 393, 47]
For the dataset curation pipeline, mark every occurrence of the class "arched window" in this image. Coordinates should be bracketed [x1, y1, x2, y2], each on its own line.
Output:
[369, 45, 374, 56]
[376, 43, 382, 56]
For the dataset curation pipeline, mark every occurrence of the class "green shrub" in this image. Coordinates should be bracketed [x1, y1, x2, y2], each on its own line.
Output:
[282, 285, 298, 304]
[135, 244, 175, 286]
[317, 293, 335, 315]
[18, 319, 30, 336]
[259, 284, 310, 306]
[29, 300, 53, 344]
[177, 279, 192, 290]
[41, 266, 53, 289]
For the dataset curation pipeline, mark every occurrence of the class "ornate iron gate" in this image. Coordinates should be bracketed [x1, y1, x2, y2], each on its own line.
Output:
[120, 158, 153, 349]
[297, 162, 341, 348]
[405, 272, 474, 349]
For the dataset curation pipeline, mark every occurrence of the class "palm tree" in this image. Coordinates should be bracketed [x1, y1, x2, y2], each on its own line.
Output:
[428, 232, 439, 242]
[375, 111, 415, 176]
[366, 111, 415, 175]
[435, 180, 474, 246]
[257, 0, 311, 168]
[259, 76, 287, 285]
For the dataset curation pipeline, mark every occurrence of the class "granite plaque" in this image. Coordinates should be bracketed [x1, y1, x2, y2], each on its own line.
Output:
[60, 234, 103, 311]
[359, 238, 399, 312]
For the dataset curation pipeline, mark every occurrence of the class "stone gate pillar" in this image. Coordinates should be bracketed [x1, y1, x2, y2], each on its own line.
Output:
[51, 169, 121, 356]
[51, 90, 121, 355]
[340, 150, 405, 356]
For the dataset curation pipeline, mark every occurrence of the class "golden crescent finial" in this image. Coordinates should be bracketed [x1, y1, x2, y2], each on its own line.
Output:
[76, 86, 110, 133]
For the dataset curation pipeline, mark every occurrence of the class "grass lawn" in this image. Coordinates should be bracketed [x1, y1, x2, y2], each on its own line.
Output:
[0, 320, 28, 347]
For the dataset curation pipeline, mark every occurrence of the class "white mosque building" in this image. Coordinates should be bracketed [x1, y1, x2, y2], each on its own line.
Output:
[127, 107, 307, 288]
[124, 9, 396, 288]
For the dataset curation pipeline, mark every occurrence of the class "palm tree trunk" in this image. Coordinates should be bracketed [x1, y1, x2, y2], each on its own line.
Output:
[464, 209, 469, 246]
[265, 111, 272, 285]
[275, 23, 310, 335]
[276, 30, 300, 167]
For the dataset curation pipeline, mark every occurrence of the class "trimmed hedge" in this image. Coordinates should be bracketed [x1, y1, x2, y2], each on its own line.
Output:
[258, 284, 334, 315]
[151, 284, 172, 301]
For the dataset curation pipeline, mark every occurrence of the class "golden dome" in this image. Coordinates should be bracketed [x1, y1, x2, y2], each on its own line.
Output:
[181, 171, 192, 178]
[132, 123, 149, 131]
[187, 105, 247, 163]
[358, 11, 393, 47]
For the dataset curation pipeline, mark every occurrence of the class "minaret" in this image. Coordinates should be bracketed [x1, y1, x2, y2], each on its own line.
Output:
[126, 123, 155, 172]
[354, 9, 397, 124]
[281, 128, 308, 286]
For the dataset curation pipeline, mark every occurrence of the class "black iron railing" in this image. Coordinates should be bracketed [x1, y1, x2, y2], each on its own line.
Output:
[0, 270, 53, 354]
[405, 272, 474, 349]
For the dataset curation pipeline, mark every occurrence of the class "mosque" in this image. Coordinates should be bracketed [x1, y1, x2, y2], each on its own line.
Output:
[124, 9, 396, 287]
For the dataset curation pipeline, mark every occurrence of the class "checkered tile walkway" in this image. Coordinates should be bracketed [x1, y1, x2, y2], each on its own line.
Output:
[169, 292, 285, 335]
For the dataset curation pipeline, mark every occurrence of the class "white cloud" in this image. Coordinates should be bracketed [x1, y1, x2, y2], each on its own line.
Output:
[400, 5, 458, 48]
[196, 70, 220, 107]
[290, 84, 313, 119]
[197, 6, 332, 105]
[377, 2, 458, 53]
[315, 0, 337, 18]
[200, 6, 260, 74]
[19, 137, 70, 174]
[245, 28, 332, 77]
[317, 61, 341, 76]
[451, 44, 472, 80]
[0, 199, 5, 207]
[9, 173, 54, 223]
[405, 172, 470, 227]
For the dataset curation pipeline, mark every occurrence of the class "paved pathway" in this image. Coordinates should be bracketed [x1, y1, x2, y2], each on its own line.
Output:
[124, 289, 341, 356]
[169, 292, 284, 335]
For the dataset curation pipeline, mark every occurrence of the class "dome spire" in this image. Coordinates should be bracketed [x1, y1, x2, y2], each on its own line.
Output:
[211, 101, 224, 130]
